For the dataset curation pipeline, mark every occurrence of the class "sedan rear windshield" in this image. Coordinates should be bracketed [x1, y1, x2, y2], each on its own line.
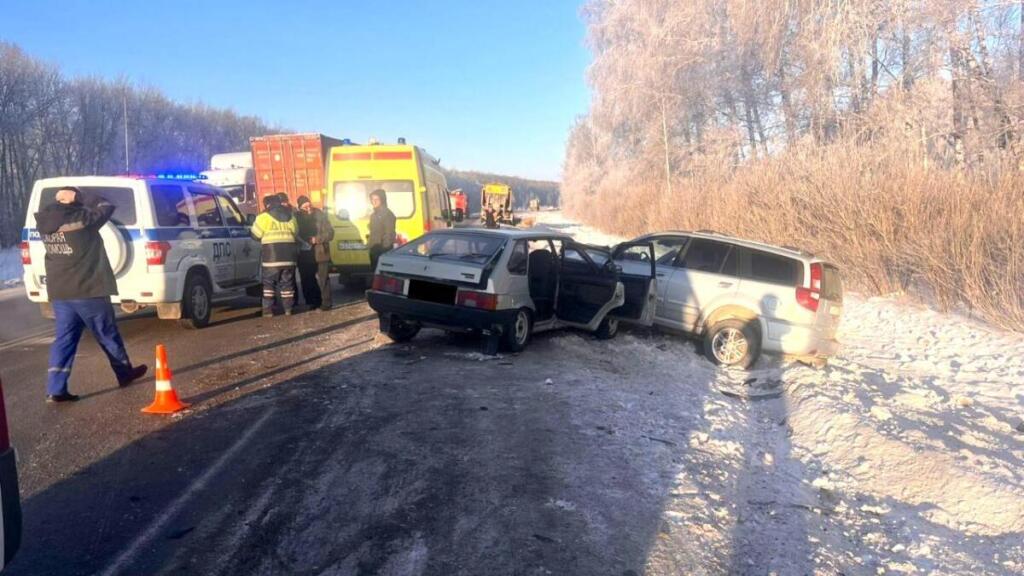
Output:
[394, 233, 506, 265]
[40, 186, 137, 226]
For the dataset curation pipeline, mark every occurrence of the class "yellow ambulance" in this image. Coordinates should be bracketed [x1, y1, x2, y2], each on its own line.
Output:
[326, 140, 454, 282]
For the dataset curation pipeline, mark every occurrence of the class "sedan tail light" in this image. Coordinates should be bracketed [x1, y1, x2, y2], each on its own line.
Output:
[372, 274, 404, 294]
[19, 242, 30, 265]
[456, 289, 498, 310]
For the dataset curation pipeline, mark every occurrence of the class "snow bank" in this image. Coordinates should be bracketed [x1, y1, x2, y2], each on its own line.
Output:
[0, 248, 23, 287]
[533, 212, 1024, 574]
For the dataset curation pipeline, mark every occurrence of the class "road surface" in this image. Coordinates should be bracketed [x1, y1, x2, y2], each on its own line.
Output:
[1, 281, 692, 576]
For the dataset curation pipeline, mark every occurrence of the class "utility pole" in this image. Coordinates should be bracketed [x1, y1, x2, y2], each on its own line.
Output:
[123, 91, 130, 173]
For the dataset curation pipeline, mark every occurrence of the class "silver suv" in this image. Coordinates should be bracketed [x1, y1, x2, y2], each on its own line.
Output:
[615, 231, 843, 368]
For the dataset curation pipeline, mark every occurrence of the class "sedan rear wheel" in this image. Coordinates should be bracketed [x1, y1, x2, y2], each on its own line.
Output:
[385, 316, 421, 343]
[501, 308, 532, 352]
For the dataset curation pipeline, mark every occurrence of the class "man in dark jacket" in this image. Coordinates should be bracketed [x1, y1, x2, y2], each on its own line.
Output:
[367, 189, 396, 271]
[251, 194, 299, 317]
[35, 187, 147, 402]
[295, 195, 335, 311]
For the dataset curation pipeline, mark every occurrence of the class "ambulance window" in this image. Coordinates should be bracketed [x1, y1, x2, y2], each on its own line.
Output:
[41, 186, 137, 226]
[333, 180, 415, 220]
[151, 185, 191, 227]
[216, 195, 245, 227]
[188, 188, 224, 227]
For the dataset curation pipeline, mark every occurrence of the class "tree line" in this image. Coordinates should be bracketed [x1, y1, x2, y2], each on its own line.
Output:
[563, 0, 1024, 330]
[0, 42, 272, 247]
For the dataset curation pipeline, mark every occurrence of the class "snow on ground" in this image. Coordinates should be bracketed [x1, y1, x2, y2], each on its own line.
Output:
[0, 247, 22, 287]
[531, 211, 1024, 575]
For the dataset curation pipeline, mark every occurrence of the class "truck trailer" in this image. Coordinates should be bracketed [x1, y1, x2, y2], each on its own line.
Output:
[249, 133, 365, 282]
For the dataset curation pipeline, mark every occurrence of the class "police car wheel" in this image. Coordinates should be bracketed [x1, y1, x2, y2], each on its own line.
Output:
[179, 273, 212, 329]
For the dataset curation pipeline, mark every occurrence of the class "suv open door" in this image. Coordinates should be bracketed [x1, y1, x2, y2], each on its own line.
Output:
[555, 241, 654, 332]
[608, 241, 657, 325]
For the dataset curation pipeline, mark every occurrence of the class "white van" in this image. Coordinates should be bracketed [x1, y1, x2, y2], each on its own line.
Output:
[21, 176, 261, 328]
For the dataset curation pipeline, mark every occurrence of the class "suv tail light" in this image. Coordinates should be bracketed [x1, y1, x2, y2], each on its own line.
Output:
[371, 274, 404, 294]
[145, 241, 172, 266]
[456, 289, 498, 310]
[796, 263, 823, 312]
[19, 242, 30, 265]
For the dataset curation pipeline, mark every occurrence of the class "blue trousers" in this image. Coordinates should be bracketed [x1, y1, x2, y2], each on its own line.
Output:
[47, 297, 133, 395]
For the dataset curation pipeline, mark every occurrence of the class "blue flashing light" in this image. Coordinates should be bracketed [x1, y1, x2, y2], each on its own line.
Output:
[155, 173, 207, 181]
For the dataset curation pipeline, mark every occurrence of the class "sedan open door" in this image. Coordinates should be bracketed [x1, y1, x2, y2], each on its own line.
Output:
[556, 241, 655, 332]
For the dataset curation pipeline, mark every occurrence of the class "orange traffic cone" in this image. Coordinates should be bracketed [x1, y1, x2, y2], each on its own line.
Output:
[142, 344, 190, 414]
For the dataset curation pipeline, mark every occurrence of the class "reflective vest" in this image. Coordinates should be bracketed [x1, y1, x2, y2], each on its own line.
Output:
[252, 211, 299, 267]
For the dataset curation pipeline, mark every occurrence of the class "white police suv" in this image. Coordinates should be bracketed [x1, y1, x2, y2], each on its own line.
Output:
[21, 175, 261, 328]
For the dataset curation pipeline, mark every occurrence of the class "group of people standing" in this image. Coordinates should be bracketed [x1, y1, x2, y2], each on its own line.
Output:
[251, 192, 334, 316]
[251, 189, 396, 317]
[33, 187, 396, 402]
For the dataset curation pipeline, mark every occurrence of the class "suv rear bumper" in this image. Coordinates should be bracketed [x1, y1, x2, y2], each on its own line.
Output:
[367, 290, 517, 333]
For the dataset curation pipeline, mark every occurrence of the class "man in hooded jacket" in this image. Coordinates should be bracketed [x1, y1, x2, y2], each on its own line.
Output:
[295, 195, 335, 311]
[35, 187, 148, 402]
[251, 193, 300, 316]
[367, 189, 396, 271]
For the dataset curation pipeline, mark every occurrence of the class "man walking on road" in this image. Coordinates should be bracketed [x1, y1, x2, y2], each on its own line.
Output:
[251, 194, 300, 317]
[367, 189, 396, 272]
[35, 187, 147, 403]
[296, 195, 335, 311]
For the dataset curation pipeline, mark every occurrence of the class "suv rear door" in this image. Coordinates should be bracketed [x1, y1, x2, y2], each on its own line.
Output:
[667, 238, 739, 332]
[735, 248, 806, 340]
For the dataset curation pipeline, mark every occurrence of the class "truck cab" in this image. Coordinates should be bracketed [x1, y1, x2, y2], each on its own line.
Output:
[201, 152, 257, 216]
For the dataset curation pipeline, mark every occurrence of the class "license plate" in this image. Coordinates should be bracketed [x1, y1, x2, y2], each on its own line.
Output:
[337, 241, 366, 250]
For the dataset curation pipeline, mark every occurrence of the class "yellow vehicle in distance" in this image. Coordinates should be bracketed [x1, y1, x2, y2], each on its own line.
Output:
[327, 140, 454, 283]
[481, 182, 518, 226]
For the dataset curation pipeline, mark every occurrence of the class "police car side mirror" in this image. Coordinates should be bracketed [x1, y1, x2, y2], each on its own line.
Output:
[245, 213, 256, 226]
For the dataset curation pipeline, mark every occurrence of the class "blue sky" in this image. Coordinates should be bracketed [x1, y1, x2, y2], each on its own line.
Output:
[0, 0, 591, 181]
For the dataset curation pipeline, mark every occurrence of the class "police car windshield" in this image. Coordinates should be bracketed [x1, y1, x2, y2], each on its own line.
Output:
[41, 186, 137, 225]
[395, 233, 505, 265]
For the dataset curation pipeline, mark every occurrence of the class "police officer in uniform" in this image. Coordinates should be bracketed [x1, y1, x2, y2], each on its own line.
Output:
[251, 194, 300, 317]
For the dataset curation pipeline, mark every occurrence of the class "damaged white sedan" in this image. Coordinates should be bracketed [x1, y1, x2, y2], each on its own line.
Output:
[366, 229, 657, 353]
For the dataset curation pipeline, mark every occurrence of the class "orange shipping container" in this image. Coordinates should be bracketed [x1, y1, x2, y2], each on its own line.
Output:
[250, 133, 346, 209]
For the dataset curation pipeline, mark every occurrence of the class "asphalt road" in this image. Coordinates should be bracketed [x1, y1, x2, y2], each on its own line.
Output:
[0, 276, 702, 576]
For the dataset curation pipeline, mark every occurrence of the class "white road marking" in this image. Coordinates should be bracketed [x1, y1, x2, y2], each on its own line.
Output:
[99, 408, 275, 576]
